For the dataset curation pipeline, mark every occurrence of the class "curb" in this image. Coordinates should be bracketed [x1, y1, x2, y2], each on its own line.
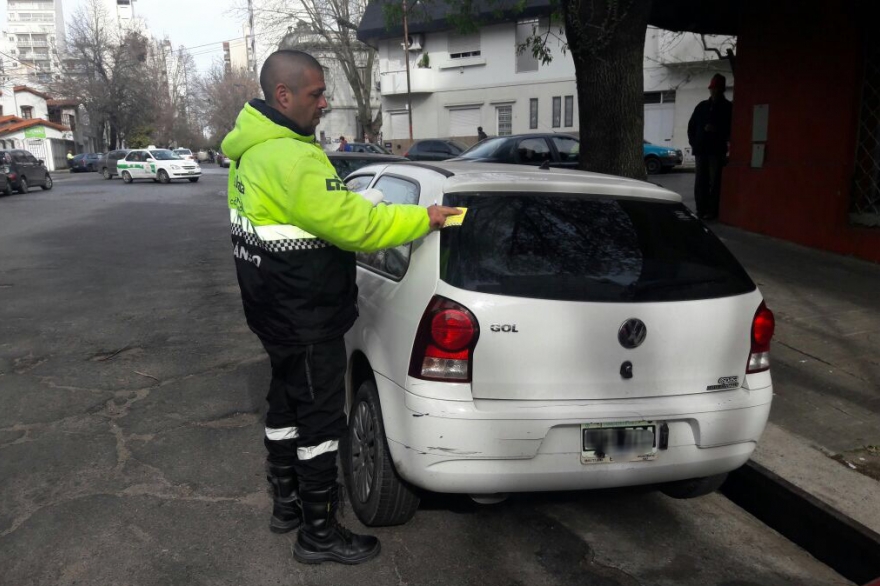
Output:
[721, 461, 880, 585]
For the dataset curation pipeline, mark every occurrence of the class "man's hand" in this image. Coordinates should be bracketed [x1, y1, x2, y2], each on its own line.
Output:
[427, 205, 463, 231]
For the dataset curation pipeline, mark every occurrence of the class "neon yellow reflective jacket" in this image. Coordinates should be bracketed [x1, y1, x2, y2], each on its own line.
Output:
[222, 100, 430, 344]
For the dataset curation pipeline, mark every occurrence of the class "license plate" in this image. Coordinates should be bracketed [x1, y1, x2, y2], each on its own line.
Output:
[581, 421, 657, 464]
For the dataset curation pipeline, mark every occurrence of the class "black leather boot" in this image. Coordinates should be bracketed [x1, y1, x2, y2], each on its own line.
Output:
[293, 484, 380, 565]
[267, 463, 302, 534]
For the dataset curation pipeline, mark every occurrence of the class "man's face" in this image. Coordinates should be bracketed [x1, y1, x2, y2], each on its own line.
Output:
[275, 67, 327, 135]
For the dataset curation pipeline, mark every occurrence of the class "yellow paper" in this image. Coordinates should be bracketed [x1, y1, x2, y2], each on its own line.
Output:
[443, 208, 468, 228]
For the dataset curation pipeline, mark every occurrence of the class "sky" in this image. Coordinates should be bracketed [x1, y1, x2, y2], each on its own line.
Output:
[2, 0, 249, 73]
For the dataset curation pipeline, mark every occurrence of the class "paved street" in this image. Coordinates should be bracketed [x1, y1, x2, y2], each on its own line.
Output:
[0, 168, 852, 586]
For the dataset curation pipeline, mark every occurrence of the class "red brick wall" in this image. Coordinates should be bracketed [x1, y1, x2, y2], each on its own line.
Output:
[721, 0, 880, 262]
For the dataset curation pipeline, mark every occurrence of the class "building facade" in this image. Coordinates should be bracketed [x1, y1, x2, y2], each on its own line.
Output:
[3, 0, 66, 85]
[359, 1, 733, 155]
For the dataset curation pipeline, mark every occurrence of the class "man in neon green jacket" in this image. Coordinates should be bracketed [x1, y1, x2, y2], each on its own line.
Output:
[222, 50, 459, 565]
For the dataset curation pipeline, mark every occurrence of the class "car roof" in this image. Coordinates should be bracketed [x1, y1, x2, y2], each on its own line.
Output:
[327, 152, 406, 161]
[374, 161, 681, 202]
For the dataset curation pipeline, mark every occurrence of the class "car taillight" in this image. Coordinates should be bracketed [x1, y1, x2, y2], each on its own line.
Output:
[7, 172, 16, 180]
[747, 302, 775, 373]
[403, 150, 410, 158]
[409, 296, 480, 382]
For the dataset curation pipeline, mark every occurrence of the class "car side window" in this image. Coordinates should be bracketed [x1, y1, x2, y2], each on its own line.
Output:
[345, 174, 374, 193]
[12, 151, 28, 163]
[552, 137, 580, 163]
[26, 153, 39, 164]
[516, 138, 552, 165]
[356, 175, 421, 279]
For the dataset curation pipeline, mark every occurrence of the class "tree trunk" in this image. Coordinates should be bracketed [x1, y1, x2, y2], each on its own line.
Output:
[563, 0, 652, 180]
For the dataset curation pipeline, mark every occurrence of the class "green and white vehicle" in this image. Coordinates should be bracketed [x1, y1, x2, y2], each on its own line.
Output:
[118, 149, 201, 184]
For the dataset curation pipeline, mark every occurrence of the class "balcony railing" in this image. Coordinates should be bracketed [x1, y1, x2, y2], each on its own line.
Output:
[379, 68, 434, 95]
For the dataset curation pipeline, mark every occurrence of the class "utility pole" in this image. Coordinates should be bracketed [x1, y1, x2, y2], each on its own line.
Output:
[248, 0, 257, 80]
[402, 0, 413, 141]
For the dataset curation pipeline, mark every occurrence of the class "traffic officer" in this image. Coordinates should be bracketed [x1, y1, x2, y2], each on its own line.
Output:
[221, 50, 459, 565]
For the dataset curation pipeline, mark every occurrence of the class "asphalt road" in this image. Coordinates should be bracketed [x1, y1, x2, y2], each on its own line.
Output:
[0, 168, 851, 586]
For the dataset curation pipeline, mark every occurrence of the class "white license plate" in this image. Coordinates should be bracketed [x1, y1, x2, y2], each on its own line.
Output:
[581, 421, 657, 464]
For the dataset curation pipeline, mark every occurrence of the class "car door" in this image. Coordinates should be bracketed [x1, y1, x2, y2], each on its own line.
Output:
[142, 152, 158, 179]
[25, 152, 47, 184]
[550, 136, 580, 169]
[13, 151, 34, 181]
[120, 151, 140, 178]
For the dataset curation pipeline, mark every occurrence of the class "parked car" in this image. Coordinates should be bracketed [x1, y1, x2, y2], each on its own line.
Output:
[327, 152, 407, 179]
[99, 149, 132, 179]
[403, 139, 469, 162]
[453, 134, 683, 174]
[173, 148, 195, 161]
[347, 142, 392, 155]
[451, 133, 580, 168]
[217, 153, 230, 168]
[644, 141, 684, 174]
[70, 152, 104, 173]
[0, 149, 53, 192]
[339, 161, 775, 527]
[118, 149, 201, 183]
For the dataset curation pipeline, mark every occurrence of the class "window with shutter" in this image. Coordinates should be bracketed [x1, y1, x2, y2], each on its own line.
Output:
[448, 32, 480, 59]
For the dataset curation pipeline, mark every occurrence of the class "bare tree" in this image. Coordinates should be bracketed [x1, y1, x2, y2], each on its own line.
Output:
[241, 0, 382, 139]
[198, 64, 262, 145]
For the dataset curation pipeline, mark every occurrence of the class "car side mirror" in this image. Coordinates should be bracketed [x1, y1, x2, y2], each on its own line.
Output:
[38, 159, 44, 165]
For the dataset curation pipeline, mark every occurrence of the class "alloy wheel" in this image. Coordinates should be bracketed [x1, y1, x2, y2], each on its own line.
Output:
[350, 400, 377, 503]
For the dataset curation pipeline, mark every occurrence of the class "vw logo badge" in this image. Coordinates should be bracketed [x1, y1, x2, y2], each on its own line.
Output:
[618, 318, 647, 349]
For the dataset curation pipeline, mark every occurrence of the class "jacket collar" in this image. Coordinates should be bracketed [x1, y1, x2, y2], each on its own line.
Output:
[249, 99, 314, 141]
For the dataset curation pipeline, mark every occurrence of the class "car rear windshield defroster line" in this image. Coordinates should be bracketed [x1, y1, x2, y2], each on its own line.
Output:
[439, 193, 755, 303]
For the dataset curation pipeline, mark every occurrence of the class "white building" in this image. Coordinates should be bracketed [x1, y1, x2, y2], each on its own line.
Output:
[223, 25, 252, 75]
[358, 1, 734, 155]
[3, 0, 66, 85]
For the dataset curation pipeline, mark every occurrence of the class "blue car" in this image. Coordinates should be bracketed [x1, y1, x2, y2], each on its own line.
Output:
[643, 141, 683, 174]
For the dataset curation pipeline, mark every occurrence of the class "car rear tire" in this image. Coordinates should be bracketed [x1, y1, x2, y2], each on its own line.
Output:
[188, 177, 199, 183]
[158, 170, 170, 184]
[41, 175, 52, 190]
[18, 177, 28, 194]
[660, 473, 728, 499]
[341, 379, 420, 527]
[102, 168, 112, 180]
[122, 171, 133, 184]
[645, 157, 663, 175]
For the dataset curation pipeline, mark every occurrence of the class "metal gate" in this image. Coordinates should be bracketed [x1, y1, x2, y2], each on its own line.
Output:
[851, 34, 880, 227]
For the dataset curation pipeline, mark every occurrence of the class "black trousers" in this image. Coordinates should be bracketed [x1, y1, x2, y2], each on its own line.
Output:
[694, 155, 725, 218]
[261, 337, 347, 492]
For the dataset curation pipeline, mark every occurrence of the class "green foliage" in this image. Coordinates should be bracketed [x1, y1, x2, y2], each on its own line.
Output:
[127, 126, 154, 148]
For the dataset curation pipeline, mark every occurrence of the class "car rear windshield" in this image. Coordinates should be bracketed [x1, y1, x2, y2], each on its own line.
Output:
[440, 193, 755, 302]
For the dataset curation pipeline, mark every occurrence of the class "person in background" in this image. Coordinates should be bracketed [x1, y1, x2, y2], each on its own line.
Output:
[337, 136, 349, 152]
[477, 126, 488, 142]
[687, 73, 733, 221]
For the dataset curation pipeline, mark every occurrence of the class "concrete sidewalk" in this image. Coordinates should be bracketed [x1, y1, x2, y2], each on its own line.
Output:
[655, 172, 880, 539]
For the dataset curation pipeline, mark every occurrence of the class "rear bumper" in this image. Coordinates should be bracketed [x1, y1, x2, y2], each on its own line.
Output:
[377, 376, 772, 494]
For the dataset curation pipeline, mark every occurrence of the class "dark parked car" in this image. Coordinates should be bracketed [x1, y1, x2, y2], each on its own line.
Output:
[451, 133, 580, 168]
[99, 149, 132, 179]
[403, 139, 468, 162]
[0, 149, 52, 193]
[347, 142, 392, 155]
[70, 152, 103, 172]
[0, 171, 10, 196]
[327, 152, 407, 179]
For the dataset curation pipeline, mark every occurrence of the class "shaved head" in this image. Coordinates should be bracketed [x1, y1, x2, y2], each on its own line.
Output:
[259, 50, 328, 135]
[261, 50, 324, 104]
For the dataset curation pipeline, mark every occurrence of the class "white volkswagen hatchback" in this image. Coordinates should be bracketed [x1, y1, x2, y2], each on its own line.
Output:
[340, 162, 775, 527]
